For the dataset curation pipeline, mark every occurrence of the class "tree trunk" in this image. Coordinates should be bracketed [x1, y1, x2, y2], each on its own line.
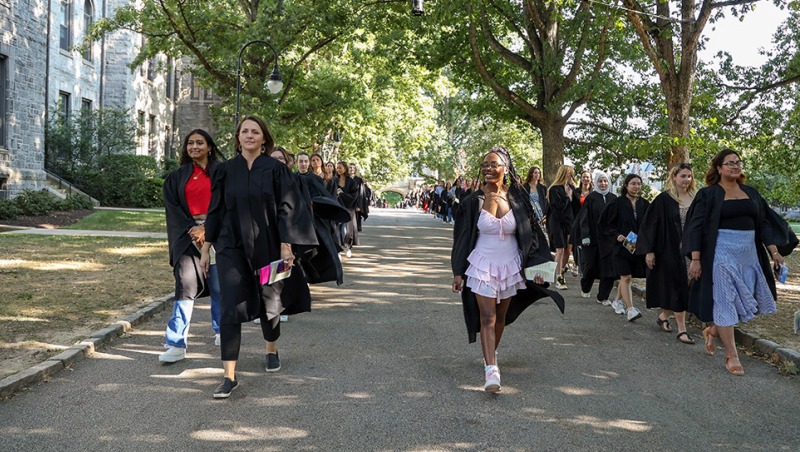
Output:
[537, 117, 566, 185]
[663, 80, 692, 169]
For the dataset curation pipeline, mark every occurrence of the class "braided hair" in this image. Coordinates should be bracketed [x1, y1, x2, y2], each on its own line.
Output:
[482, 147, 537, 225]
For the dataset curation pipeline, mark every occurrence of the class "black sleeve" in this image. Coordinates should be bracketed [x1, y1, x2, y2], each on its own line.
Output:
[204, 162, 227, 244]
[451, 197, 475, 276]
[637, 194, 662, 255]
[682, 188, 708, 256]
[337, 178, 358, 208]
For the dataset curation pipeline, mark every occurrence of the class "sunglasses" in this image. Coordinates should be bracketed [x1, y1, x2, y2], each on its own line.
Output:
[677, 162, 692, 170]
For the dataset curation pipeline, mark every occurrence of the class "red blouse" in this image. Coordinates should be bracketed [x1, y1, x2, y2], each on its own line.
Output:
[185, 165, 212, 216]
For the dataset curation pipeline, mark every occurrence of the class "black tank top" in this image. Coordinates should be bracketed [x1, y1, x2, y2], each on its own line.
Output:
[719, 199, 757, 231]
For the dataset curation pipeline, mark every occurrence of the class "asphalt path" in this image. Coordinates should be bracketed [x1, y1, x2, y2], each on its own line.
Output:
[1, 209, 798, 451]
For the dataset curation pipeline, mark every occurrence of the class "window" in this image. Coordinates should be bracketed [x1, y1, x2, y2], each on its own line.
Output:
[59, 91, 71, 122]
[146, 57, 156, 81]
[165, 58, 173, 97]
[59, 1, 72, 51]
[139, 37, 146, 77]
[149, 114, 157, 156]
[137, 111, 145, 152]
[0, 56, 6, 148]
[82, 0, 93, 61]
[190, 74, 201, 100]
[81, 98, 92, 115]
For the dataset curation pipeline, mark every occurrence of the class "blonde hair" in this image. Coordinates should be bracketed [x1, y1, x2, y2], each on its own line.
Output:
[663, 163, 697, 202]
[549, 165, 575, 188]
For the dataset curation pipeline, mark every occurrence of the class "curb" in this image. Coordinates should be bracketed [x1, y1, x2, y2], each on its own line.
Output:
[632, 284, 799, 372]
[0, 293, 174, 399]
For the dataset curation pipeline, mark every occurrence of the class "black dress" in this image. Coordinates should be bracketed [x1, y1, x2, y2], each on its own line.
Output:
[204, 154, 318, 326]
[636, 193, 689, 312]
[682, 184, 798, 322]
[452, 188, 565, 344]
[548, 184, 574, 249]
[599, 195, 650, 278]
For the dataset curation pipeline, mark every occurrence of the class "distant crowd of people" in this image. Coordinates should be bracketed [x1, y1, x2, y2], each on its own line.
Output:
[447, 148, 797, 393]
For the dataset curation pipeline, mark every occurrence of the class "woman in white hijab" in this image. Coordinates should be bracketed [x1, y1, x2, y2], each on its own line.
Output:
[576, 172, 619, 305]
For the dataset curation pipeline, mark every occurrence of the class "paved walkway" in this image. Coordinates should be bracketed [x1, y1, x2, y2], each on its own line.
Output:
[1, 209, 798, 450]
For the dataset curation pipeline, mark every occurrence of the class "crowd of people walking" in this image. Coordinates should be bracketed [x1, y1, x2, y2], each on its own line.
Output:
[159, 118, 373, 398]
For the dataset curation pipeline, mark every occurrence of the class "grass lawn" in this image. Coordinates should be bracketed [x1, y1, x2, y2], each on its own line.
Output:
[790, 222, 800, 233]
[0, 234, 172, 379]
[65, 209, 166, 233]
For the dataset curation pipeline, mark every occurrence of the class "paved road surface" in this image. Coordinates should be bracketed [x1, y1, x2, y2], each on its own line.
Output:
[1, 209, 798, 451]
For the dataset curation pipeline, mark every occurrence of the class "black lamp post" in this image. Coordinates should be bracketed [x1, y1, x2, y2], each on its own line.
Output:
[234, 40, 283, 128]
[412, 0, 424, 16]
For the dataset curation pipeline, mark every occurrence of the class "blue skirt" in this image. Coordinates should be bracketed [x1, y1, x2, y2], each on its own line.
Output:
[712, 229, 775, 327]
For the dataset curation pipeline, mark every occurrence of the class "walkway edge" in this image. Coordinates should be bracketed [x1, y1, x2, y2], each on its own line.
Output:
[632, 284, 799, 373]
[0, 293, 175, 399]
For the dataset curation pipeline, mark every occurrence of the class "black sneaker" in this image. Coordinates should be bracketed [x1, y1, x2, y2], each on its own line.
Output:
[213, 377, 238, 399]
[266, 352, 281, 372]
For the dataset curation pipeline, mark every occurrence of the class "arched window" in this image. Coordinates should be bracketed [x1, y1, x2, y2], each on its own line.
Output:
[83, 0, 94, 61]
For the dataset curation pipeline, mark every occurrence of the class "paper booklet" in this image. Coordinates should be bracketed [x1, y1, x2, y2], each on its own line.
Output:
[258, 259, 293, 285]
[524, 261, 558, 283]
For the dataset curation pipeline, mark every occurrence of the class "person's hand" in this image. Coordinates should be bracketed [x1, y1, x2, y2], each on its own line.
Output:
[532, 273, 544, 285]
[189, 225, 204, 241]
[452, 275, 463, 293]
[280, 243, 295, 268]
[772, 251, 785, 268]
[617, 234, 626, 243]
[355, 207, 361, 212]
[689, 259, 702, 280]
[646, 252, 655, 269]
[564, 184, 573, 198]
[199, 246, 211, 278]
[582, 238, 590, 246]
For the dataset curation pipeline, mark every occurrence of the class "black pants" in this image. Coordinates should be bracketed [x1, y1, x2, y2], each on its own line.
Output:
[580, 276, 616, 302]
[219, 311, 280, 361]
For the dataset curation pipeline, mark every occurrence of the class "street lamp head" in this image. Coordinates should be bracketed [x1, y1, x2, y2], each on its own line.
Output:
[412, 0, 424, 16]
[266, 63, 283, 94]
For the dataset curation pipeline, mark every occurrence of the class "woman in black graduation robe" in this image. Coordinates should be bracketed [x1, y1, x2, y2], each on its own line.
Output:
[201, 116, 317, 398]
[298, 171, 348, 285]
[598, 174, 649, 321]
[335, 162, 359, 256]
[636, 163, 697, 343]
[576, 171, 617, 305]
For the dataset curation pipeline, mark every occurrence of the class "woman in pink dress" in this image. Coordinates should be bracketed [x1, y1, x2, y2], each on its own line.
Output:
[452, 148, 564, 394]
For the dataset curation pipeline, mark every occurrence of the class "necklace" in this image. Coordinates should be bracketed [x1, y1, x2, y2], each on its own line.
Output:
[489, 191, 508, 202]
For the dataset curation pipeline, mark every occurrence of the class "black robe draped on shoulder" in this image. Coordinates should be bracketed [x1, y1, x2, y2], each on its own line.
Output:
[452, 188, 565, 344]
[682, 184, 798, 322]
[204, 154, 318, 326]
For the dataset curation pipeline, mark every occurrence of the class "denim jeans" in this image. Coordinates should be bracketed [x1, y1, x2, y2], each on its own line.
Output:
[165, 264, 221, 348]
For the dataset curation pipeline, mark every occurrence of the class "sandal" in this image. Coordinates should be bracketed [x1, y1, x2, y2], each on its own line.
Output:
[725, 355, 745, 376]
[656, 317, 673, 333]
[702, 326, 717, 355]
[676, 332, 695, 344]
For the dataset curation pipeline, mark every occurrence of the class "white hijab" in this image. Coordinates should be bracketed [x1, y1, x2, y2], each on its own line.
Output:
[593, 171, 611, 196]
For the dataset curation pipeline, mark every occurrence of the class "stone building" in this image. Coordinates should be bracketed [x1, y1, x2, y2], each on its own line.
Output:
[0, 0, 176, 198]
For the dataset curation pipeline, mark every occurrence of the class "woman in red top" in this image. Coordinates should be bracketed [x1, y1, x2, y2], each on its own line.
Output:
[159, 129, 225, 363]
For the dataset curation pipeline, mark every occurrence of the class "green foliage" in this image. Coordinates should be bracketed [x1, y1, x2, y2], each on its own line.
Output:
[0, 198, 21, 220]
[14, 190, 58, 216]
[55, 194, 96, 211]
[84, 154, 163, 208]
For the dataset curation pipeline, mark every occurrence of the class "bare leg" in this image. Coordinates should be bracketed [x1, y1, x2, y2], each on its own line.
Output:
[223, 360, 237, 380]
[266, 341, 277, 354]
[554, 248, 565, 276]
[476, 294, 499, 366]
[494, 298, 512, 349]
[674, 311, 686, 334]
[564, 244, 573, 271]
[619, 275, 633, 309]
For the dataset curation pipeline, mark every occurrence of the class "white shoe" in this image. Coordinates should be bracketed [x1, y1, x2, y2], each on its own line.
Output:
[597, 299, 612, 306]
[581, 291, 591, 299]
[611, 299, 626, 315]
[484, 366, 501, 393]
[214, 334, 221, 347]
[159, 346, 186, 363]
[280, 315, 289, 322]
[254, 318, 262, 324]
[555, 276, 568, 290]
[627, 307, 643, 322]
[345, 249, 352, 258]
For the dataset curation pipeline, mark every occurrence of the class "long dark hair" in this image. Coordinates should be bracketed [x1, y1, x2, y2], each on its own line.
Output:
[179, 129, 225, 166]
[705, 148, 747, 186]
[482, 147, 533, 216]
[524, 166, 545, 187]
[620, 174, 642, 197]
[336, 160, 350, 179]
[233, 115, 274, 155]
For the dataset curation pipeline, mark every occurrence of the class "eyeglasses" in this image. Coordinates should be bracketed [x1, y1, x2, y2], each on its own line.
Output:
[480, 162, 506, 170]
[722, 160, 744, 168]
[677, 162, 692, 170]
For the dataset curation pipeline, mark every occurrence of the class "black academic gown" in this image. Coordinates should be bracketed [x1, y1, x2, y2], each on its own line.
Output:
[547, 184, 575, 249]
[205, 154, 318, 325]
[163, 160, 220, 299]
[452, 188, 565, 344]
[636, 192, 689, 311]
[682, 184, 798, 323]
[353, 175, 370, 229]
[337, 177, 359, 248]
[298, 172, 346, 285]
[577, 191, 618, 280]
[598, 195, 650, 278]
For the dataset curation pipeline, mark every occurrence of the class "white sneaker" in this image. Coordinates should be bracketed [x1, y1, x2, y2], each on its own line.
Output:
[280, 315, 289, 322]
[214, 334, 221, 346]
[627, 307, 643, 322]
[484, 366, 501, 393]
[597, 299, 612, 306]
[159, 346, 186, 363]
[555, 276, 568, 290]
[345, 249, 352, 258]
[254, 318, 261, 324]
[581, 291, 591, 298]
[611, 299, 626, 315]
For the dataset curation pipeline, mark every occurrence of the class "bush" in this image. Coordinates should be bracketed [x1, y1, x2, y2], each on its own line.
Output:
[14, 190, 57, 216]
[95, 154, 161, 207]
[0, 198, 21, 220]
[56, 194, 95, 211]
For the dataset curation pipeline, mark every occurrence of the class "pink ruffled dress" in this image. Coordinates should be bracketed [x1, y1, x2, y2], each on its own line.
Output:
[465, 210, 527, 303]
